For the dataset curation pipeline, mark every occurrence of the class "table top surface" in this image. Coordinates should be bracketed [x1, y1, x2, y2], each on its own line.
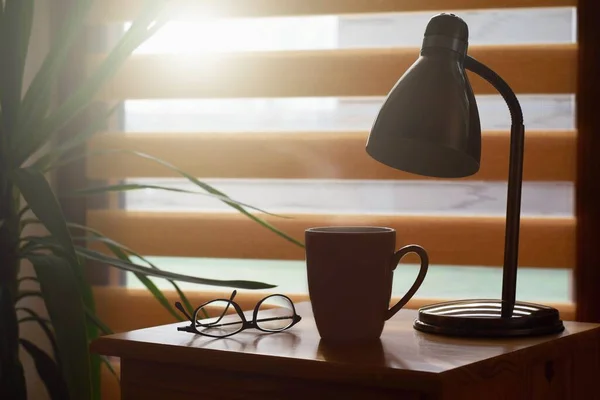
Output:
[92, 302, 599, 381]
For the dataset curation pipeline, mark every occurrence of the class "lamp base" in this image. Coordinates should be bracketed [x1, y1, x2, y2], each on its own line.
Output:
[414, 299, 564, 337]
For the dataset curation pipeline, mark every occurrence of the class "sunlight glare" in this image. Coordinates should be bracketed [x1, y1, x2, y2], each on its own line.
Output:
[128, 16, 339, 54]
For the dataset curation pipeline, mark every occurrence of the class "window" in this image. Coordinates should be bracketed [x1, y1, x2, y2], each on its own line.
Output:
[88, 1, 578, 332]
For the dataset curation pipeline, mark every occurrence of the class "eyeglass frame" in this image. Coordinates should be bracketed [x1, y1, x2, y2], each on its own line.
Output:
[175, 290, 302, 338]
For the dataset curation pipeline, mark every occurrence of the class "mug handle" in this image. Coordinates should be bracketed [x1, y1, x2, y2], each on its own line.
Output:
[385, 244, 429, 320]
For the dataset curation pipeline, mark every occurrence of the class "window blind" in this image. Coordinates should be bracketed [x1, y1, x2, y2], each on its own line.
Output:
[87, 0, 578, 334]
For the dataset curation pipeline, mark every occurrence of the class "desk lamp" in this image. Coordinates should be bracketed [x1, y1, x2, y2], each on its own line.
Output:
[366, 13, 564, 337]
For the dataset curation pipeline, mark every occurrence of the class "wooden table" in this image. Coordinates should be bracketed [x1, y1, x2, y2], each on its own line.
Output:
[91, 302, 600, 400]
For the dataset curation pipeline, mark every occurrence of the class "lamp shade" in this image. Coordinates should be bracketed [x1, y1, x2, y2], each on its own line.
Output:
[366, 14, 481, 178]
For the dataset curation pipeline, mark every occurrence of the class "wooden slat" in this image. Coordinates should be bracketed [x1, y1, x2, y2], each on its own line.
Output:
[86, 210, 574, 268]
[87, 130, 575, 181]
[91, 0, 577, 22]
[95, 45, 576, 99]
[93, 286, 576, 334]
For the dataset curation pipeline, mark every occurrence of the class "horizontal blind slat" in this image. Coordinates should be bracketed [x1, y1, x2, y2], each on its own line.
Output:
[94, 45, 576, 99]
[86, 211, 575, 268]
[91, 0, 577, 22]
[93, 287, 575, 333]
[87, 130, 576, 181]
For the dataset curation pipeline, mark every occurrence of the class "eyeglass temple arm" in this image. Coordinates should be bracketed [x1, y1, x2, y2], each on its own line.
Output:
[175, 302, 193, 322]
[206, 291, 239, 326]
[194, 315, 297, 329]
[175, 291, 238, 321]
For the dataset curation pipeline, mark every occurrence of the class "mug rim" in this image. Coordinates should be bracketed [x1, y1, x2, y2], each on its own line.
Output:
[306, 226, 395, 234]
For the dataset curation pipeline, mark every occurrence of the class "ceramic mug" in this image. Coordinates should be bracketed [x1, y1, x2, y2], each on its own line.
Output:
[305, 227, 429, 343]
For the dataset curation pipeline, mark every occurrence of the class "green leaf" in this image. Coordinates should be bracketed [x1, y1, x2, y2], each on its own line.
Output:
[75, 235, 181, 321]
[0, 0, 34, 135]
[14, 0, 94, 161]
[12, 172, 100, 369]
[18, 241, 57, 259]
[16, 307, 59, 362]
[69, 222, 195, 318]
[85, 237, 183, 321]
[17, 4, 169, 165]
[33, 104, 119, 170]
[17, 233, 99, 399]
[0, 285, 27, 400]
[70, 183, 288, 218]
[29, 254, 92, 400]
[84, 307, 113, 336]
[90, 354, 101, 400]
[128, 151, 305, 247]
[16, 290, 43, 302]
[119, 268, 180, 320]
[19, 316, 51, 325]
[12, 168, 77, 262]
[76, 246, 277, 290]
[17, 276, 39, 286]
[171, 277, 197, 318]
[18, 205, 31, 220]
[18, 236, 72, 261]
[57, 149, 304, 248]
[20, 339, 69, 400]
[18, 0, 93, 131]
[19, 217, 38, 230]
[100, 356, 119, 384]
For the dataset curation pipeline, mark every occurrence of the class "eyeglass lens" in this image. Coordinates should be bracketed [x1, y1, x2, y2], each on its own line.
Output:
[256, 295, 296, 332]
[193, 300, 243, 337]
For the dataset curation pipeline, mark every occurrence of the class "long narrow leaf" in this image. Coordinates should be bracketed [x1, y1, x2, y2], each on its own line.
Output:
[16, 307, 59, 361]
[90, 354, 101, 400]
[14, 0, 94, 160]
[19, 316, 51, 325]
[18, 205, 31, 220]
[19, 5, 169, 165]
[0, 0, 34, 135]
[55, 149, 304, 247]
[17, 276, 38, 286]
[12, 168, 76, 261]
[125, 151, 305, 247]
[100, 356, 119, 384]
[28, 254, 91, 400]
[33, 103, 119, 170]
[11, 168, 98, 358]
[70, 183, 288, 218]
[13, 168, 103, 396]
[84, 307, 112, 336]
[19, 236, 72, 261]
[0, 286, 27, 400]
[74, 235, 182, 321]
[18, 0, 93, 128]
[69, 222, 195, 317]
[20, 217, 38, 230]
[76, 246, 276, 290]
[172, 280, 199, 318]
[18, 242, 58, 259]
[16, 290, 43, 302]
[16, 210, 102, 378]
[20, 339, 69, 400]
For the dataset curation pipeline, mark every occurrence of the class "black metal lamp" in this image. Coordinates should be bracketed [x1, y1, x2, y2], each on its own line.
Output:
[366, 13, 564, 337]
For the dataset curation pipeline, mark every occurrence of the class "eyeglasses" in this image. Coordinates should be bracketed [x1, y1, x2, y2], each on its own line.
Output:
[175, 290, 301, 338]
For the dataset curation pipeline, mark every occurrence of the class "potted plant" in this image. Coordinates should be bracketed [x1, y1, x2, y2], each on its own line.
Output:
[0, 1, 302, 398]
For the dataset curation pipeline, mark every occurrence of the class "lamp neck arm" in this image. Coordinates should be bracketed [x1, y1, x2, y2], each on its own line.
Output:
[465, 55, 524, 318]
[464, 56, 524, 126]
